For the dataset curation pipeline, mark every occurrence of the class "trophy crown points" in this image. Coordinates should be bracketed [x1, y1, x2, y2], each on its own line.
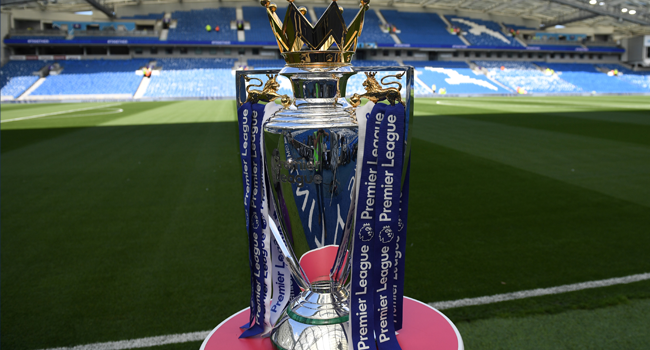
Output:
[260, 0, 370, 66]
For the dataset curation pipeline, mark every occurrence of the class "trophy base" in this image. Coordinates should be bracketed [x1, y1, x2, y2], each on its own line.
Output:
[200, 296, 464, 350]
[270, 280, 350, 350]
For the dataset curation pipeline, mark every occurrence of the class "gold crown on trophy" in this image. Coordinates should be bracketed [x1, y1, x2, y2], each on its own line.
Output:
[260, 0, 370, 66]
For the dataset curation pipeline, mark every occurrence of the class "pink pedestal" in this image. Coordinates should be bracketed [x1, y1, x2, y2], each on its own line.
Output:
[201, 246, 464, 350]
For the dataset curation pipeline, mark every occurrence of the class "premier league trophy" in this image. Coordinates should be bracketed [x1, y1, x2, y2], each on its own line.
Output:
[234, 1, 414, 349]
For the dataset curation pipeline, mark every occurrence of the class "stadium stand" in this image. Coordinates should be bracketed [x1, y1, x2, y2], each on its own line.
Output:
[67, 36, 156, 42]
[32, 72, 142, 96]
[448, 17, 523, 47]
[121, 12, 164, 20]
[143, 69, 235, 98]
[169, 8, 237, 42]
[0, 60, 49, 89]
[416, 67, 508, 94]
[596, 64, 650, 91]
[313, 7, 393, 44]
[314, 7, 358, 26]
[30, 59, 149, 96]
[155, 58, 236, 69]
[248, 59, 286, 68]
[381, 10, 464, 46]
[503, 23, 536, 31]
[243, 6, 287, 43]
[403, 61, 469, 68]
[403, 61, 508, 94]
[475, 60, 580, 93]
[356, 9, 394, 44]
[58, 59, 150, 73]
[536, 62, 644, 93]
[352, 60, 400, 67]
[1, 75, 39, 98]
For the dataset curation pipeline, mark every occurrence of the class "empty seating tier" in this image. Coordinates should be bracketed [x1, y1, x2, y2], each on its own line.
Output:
[448, 16, 523, 47]
[416, 67, 508, 95]
[32, 72, 142, 96]
[143, 69, 235, 98]
[537, 62, 643, 93]
[247, 59, 286, 69]
[1, 76, 39, 98]
[404, 61, 469, 68]
[156, 58, 236, 70]
[169, 8, 237, 42]
[0, 60, 49, 89]
[475, 60, 580, 93]
[243, 6, 286, 44]
[382, 10, 463, 47]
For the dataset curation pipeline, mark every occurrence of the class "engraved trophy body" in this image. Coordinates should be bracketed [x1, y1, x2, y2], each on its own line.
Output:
[235, 1, 413, 349]
[264, 65, 358, 350]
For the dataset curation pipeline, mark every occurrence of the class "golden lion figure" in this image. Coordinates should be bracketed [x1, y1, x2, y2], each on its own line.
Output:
[244, 74, 292, 108]
[350, 72, 405, 107]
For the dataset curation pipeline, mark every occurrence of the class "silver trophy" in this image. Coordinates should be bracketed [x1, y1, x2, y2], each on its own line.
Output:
[235, 1, 413, 349]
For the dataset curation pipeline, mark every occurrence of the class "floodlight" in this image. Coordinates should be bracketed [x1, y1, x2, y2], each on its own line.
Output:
[621, 8, 628, 12]
[589, 0, 597, 4]
[629, 9, 636, 14]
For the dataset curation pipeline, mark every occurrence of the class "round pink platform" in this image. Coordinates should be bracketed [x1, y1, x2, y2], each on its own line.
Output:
[200, 296, 463, 350]
[201, 245, 464, 349]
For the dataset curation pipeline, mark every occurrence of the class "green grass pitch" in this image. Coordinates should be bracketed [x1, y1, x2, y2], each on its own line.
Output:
[2, 96, 650, 349]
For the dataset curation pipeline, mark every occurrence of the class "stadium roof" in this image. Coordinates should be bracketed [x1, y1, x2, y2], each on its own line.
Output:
[1, 0, 649, 36]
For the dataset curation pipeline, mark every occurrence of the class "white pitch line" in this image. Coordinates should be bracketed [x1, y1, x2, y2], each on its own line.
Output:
[39, 330, 210, 350]
[0, 103, 122, 123]
[38, 272, 650, 350]
[429, 272, 650, 310]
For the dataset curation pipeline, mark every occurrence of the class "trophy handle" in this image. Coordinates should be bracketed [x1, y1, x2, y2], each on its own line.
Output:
[268, 215, 311, 290]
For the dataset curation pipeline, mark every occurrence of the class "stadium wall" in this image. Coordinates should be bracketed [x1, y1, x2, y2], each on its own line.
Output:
[1, 12, 9, 65]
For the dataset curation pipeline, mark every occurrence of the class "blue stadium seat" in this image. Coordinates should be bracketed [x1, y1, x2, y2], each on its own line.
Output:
[537, 62, 643, 93]
[361, 10, 395, 44]
[448, 16, 523, 47]
[415, 67, 508, 95]
[474, 60, 580, 93]
[0, 60, 50, 89]
[535, 62, 598, 72]
[352, 60, 399, 67]
[503, 24, 536, 31]
[59, 59, 150, 74]
[595, 64, 650, 91]
[314, 6, 358, 26]
[143, 69, 236, 97]
[243, 6, 282, 44]
[120, 12, 164, 20]
[32, 72, 142, 95]
[155, 58, 237, 69]
[1, 76, 39, 98]
[314, 7, 393, 44]
[248, 59, 286, 69]
[169, 8, 237, 42]
[381, 10, 463, 46]
[403, 61, 469, 68]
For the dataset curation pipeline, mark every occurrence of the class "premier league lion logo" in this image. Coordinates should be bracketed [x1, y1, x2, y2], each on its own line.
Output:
[379, 225, 395, 243]
[358, 223, 374, 242]
[252, 212, 260, 230]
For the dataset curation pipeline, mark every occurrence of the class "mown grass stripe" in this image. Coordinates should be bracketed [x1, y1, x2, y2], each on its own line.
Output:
[429, 272, 650, 310]
[1, 104, 122, 123]
[36, 273, 649, 350]
[38, 331, 210, 350]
